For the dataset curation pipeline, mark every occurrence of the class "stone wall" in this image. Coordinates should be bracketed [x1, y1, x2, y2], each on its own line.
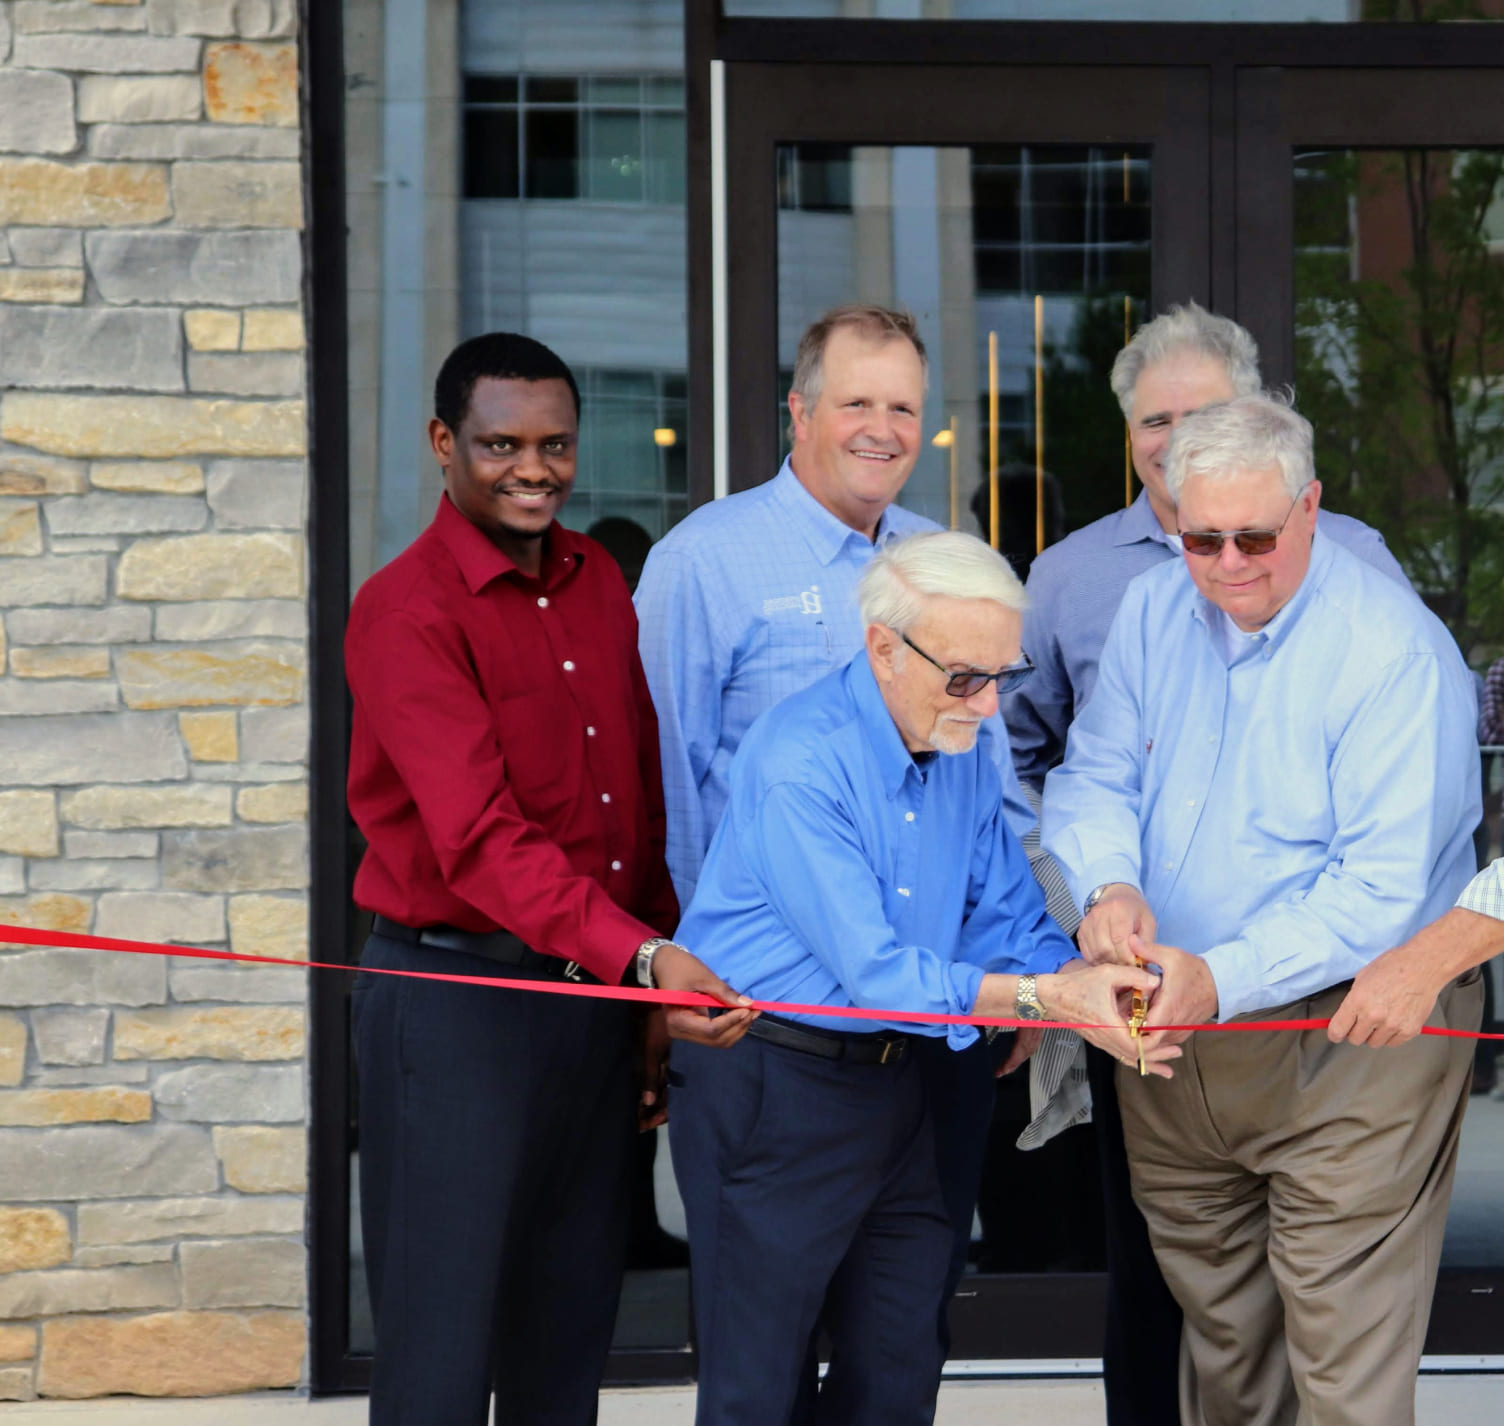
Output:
[0, 0, 311, 1400]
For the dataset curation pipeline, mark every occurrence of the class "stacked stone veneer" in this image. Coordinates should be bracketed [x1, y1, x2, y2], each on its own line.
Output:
[0, 1, 311, 1401]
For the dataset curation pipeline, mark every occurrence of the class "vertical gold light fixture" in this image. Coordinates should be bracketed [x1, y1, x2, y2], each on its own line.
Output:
[1124, 293, 1133, 508]
[1033, 294, 1045, 556]
[934, 419, 959, 530]
[988, 331, 1000, 550]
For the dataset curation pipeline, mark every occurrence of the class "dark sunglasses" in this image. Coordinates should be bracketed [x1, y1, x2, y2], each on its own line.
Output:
[1178, 485, 1309, 558]
[902, 634, 1036, 698]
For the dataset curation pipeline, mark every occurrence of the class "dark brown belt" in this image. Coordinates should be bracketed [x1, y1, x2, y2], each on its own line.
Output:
[749, 1011, 908, 1066]
[370, 915, 584, 980]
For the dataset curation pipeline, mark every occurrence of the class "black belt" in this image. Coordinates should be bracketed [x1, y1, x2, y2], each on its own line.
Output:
[748, 1012, 908, 1066]
[370, 915, 585, 981]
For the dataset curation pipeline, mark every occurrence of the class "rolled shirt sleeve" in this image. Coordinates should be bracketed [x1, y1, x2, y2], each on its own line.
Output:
[1456, 858, 1504, 922]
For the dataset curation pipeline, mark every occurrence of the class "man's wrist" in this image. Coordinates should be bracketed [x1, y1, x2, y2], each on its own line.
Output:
[1084, 881, 1139, 916]
[1013, 973, 1045, 1021]
[635, 937, 684, 989]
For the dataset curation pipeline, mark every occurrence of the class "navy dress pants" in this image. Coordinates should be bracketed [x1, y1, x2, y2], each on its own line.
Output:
[670, 1034, 953, 1426]
[1086, 1043, 1183, 1426]
[353, 932, 635, 1426]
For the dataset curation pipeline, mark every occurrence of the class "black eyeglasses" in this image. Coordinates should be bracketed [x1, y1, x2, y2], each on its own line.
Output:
[901, 634, 1035, 698]
[1178, 485, 1309, 558]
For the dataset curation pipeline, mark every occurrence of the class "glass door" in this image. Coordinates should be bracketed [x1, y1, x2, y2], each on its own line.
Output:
[719, 58, 1210, 1361]
[1237, 66, 1504, 1360]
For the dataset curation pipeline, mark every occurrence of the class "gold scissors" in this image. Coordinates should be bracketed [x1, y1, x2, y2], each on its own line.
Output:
[1128, 965, 1148, 1077]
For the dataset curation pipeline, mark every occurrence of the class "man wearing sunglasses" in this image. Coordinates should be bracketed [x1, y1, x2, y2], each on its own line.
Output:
[670, 530, 1170, 1425]
[1043, 394, 1481, 1426]
[634, 305, 1042, 1387]
[1003, 303, 1409, 1426]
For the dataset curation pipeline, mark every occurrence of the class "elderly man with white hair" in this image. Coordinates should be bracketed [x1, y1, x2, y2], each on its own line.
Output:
[668, 531, 1168, 1426]
[1043, 393, 1482, 1426]
[1005, 302, 1409, 1426]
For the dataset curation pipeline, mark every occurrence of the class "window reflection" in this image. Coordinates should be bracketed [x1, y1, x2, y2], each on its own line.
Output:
[777, 143, 1150, 544]
[463, 74, 686, 206]
[346, 0, 694, 1365]
[1296, 146, 1504, 1276]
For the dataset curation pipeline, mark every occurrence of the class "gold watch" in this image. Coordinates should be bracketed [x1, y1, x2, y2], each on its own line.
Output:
[1014, 973, 1045, 1021]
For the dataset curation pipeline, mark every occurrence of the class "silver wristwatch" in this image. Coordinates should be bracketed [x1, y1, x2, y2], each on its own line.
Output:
[1083, 883, 1114, 917]
[1014, 973, 1045, 1022]
[635, 937, 675, 989]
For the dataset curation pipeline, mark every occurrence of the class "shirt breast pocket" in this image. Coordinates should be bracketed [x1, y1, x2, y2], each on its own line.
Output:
[760, 620, 837, 691]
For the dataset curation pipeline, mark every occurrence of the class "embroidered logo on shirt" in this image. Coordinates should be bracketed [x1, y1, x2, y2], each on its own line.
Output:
[762, 586, 823, 616]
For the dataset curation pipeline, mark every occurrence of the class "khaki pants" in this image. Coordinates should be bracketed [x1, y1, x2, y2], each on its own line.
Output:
[1117, 973, 1483, 1426]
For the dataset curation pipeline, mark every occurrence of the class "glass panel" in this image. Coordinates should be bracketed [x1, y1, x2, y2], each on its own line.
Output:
[589, 75, 643, 104]
[586, 109, 646, 201]
[524, 108, 581, 198]
[463, 107, 521, 199]
[345, 0, 693, 1368]
[1295, 148, 1504, 1279]
[645, 110, 688, 205]
[777, 142, 1151, 582]
[465, 74, 518, 104]
[525, 75, 580, 103]
[777, 140, 1148, 1283]
[725, 0, 1503, 19]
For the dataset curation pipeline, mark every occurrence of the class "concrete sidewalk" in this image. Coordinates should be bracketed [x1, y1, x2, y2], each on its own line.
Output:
[0, 1378, 1497, 1423]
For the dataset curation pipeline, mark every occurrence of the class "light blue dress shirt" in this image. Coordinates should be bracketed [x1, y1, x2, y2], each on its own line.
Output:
[679, 652, 1076, 1048]
[636, 458, 1034, 907]
[1005, 490, 1410, 789]
[1041, 530, 1480, 1021]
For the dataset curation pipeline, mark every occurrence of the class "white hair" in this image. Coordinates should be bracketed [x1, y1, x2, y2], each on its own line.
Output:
[858, 530, 1027, 635]
[1164, 392, 1315, 503]
[1109, 301, 1261, 419]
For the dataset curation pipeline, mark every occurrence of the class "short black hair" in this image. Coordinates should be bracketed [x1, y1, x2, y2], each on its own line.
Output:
[433, 332, 581, 433]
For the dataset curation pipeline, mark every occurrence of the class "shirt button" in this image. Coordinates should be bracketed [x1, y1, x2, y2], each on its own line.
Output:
[1186, 799, 1196, 807]
[586, 726, 597, 737]
[897, 887, 911, 897]
[601, 792, 611, 804]
[904, 812, 916, 823]
[611, 859, 622, 871]
[537, 596, 550, 609]
[562, 659, 575, 672]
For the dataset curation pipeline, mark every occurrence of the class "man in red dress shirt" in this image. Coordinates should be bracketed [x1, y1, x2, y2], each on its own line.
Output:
[345, 332, 753, 1426]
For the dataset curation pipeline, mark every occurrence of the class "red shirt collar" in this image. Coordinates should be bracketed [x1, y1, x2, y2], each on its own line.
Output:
[432, 493, 588, 595]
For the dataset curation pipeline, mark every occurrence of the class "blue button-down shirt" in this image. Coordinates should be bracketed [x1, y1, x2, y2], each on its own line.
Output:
[680, 652, 1075, 1048]
[1005, 490, 1410, 788]
[1041, 530, 1479, 1021]
[636, 458, 1035, 907]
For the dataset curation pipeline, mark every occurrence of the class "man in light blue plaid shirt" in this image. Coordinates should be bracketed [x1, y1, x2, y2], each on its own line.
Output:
[634, 304, 1036, 1381]
[1330, 857, 1504, 1047]
[634, 310, 1033, 912]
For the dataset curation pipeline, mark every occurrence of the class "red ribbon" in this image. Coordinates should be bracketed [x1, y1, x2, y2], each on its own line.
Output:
[3, 921, 1502, 1039]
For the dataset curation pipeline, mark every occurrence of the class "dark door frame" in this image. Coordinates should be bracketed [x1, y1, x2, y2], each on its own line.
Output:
[682, 0, 1504, 1368]
[716, 60, 1211, 493]
[685, 6, 1504, 508]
